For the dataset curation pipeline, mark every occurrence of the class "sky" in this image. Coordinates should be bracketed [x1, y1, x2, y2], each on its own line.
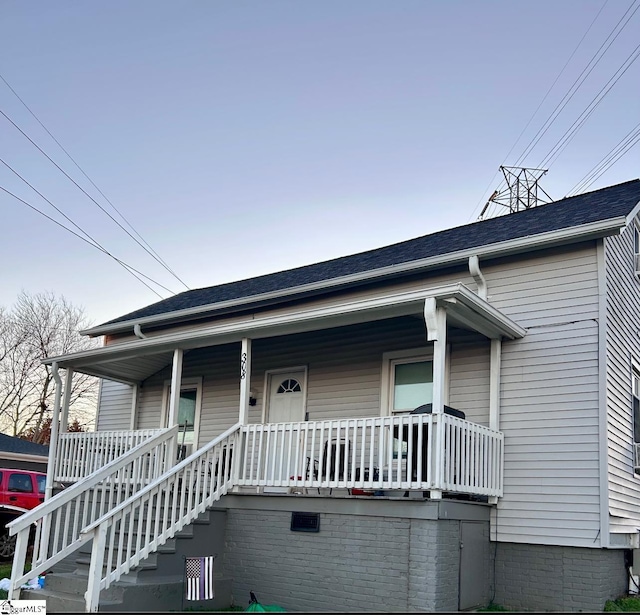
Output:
[1, 0, 638, 329]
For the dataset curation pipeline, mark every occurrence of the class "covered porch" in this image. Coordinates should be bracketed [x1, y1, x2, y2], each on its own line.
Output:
[45, 282, 526, 502]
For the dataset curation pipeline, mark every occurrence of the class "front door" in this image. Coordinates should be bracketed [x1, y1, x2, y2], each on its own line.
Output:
[268, 371, 306, 424]
[266, 370, 306, 486]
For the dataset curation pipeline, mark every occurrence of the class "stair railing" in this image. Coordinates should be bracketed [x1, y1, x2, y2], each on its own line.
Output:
[81, 423, 241, 612]
[7, 425, 179, 600]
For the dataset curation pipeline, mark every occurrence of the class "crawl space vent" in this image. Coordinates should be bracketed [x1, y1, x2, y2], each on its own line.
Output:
[290, 511, 320, 532]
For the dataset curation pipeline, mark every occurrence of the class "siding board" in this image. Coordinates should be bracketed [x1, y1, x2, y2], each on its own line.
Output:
[605, 223, 640, 533]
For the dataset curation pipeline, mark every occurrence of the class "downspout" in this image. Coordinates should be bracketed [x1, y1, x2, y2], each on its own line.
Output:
[133, 324, 147, 339]
[469, 255, 488, 300]
[45, 362, 62, 501]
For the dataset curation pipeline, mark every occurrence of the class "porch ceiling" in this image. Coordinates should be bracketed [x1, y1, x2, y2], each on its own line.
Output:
[44, 283, 525, 384]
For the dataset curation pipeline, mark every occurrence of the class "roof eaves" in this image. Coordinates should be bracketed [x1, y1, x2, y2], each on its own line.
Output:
[82, 214, 626, 338]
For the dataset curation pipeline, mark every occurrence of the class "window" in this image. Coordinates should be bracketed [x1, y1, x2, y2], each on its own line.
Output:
[162, 378, 203, 455]
[8, 473, 33, 493]
[277, 379, 301, 393]
[37, 475, 46, 494]
[391, 360, 433, 413]
[634, 366, 640, 474]
[176, 389, 198, 447]
[381, 351, 434, 460]
[634, 226, 640, 278]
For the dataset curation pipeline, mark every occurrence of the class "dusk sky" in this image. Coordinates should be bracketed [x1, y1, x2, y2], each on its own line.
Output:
[1, 1, 638, 328]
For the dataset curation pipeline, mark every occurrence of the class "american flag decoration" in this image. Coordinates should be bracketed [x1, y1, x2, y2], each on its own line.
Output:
[185, 555, 215, 601]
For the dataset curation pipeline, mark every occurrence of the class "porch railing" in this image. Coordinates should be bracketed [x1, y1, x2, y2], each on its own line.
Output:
[81, 423, 240, 612]
[25, 414, 501, 611]
[7, 426, 179, 601]
[55, 428, 165, 483]
[236, 413, 503, 497]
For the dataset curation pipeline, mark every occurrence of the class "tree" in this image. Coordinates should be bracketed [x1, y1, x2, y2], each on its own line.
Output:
[19, 416, 86, 445]
[0, 291, 99, 441]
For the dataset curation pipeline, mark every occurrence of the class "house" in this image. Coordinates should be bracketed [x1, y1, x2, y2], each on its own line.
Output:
[0, 433, 48, 473]
[8, 178, 640, 612]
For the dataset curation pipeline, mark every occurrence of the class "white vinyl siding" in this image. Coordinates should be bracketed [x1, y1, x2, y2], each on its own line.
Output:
[605, 221, 640, 534]
[96, 379, 134, 431]
[95, 240, 604, 548]
[134, 317, 491, 448]
[484, 243, 601, 547]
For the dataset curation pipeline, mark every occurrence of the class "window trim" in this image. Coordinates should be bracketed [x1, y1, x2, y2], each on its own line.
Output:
[381, 347, 443, 417]
[632, 362, 640, 475]
[160, 376, 203, 450]
[633, 223, 640, 279]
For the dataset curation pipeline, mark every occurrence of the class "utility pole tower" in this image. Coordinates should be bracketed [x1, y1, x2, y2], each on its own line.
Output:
[479, 166, 552, 220]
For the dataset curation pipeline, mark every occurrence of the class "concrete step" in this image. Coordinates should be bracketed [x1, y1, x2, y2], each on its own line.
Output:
[30, 504, 229, 611]
[21, 586, 85, 612]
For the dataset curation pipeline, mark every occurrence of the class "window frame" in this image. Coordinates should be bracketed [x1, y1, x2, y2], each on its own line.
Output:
[381, 347, 442, 417]
[633, 224, 640, 279]
[161, 376, 203, 450]
[633, 363, 640, 474]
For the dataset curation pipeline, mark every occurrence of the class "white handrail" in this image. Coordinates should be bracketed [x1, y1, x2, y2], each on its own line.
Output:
[81, 423, 241, 612]
[7, 426, 178, 599]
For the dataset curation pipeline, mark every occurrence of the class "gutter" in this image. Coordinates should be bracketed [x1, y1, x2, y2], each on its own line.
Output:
[82, 216, 627, 337]
[44, 283, 526, 369]
[0, 451, 49, 464]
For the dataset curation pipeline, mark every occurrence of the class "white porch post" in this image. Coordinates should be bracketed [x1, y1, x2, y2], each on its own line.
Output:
[424, 297, 447, 499]
[129, 384, 139, 431]
[489, 338, 501, 431]
[60, 368, 73, 434]
[489, 338, 502, 504]
[167, 349, 184, 427]
[45, 362, 62, 501]
[238, 338, 252, 425]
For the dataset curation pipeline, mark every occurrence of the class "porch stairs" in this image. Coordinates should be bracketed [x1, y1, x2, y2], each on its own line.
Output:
[21, 507, 234, 612]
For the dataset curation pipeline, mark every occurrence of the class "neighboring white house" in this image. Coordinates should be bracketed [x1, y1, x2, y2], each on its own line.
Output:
[8, 178, 640, 612]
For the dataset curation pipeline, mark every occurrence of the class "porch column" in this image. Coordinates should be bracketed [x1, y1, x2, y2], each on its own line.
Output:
[130, 384, 139, 430]
[60, 368, 73, 434]
[238, 338, 252, 425]
[489, 338, 501, 431]
[489, 338, 502, 505]
[424, 297, 447, 414]
[167, 349, 184, 427]
[45, 362, 63, 502]
[424, 297, 447, 500]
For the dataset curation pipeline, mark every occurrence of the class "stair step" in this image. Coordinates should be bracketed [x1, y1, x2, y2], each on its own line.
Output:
[22, 587, 85, 611]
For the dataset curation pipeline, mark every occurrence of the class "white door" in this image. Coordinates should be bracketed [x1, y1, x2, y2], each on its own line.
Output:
[266, 371, 306, 486]
[268, 371, 306, 424]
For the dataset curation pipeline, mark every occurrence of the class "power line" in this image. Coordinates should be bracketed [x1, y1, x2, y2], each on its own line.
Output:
[0, 184, 165, 300]
[0, 106, 191, 291]
[0, 157, 172, 298]
[0, 72, 189, 290]
[467, 0, 610, 222]
[512, 0, 639, 169]
[537, 40, 640, 169]
[566, 121, 640, 196]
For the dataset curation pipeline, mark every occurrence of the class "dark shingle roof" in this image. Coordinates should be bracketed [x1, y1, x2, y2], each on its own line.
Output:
[103, 179, 640, 327]
[0, 433, 49, 457]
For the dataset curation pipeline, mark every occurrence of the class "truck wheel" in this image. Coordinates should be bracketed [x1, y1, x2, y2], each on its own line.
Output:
[0, 530, 16, 559]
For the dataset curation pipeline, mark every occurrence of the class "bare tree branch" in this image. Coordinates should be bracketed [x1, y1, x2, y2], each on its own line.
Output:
[0, 291, 99, 441]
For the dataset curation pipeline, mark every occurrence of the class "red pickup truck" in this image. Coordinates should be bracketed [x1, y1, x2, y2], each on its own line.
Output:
[0, 469, 47, 559]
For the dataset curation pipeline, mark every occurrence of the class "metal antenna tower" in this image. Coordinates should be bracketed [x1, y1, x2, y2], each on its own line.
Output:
[479, 166, 552, 220]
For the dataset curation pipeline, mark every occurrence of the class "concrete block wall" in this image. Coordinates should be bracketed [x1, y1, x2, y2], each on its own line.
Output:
[494, 542, 628, 612]
[408, 519, 460, 612]
[221, 506, 476, 612]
